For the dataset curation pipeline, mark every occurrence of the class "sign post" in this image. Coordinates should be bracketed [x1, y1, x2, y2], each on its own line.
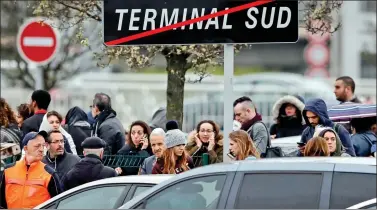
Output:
[223, 44, 234, 162]
[17, 17, 59, 90]
[103, 0, 299, 162]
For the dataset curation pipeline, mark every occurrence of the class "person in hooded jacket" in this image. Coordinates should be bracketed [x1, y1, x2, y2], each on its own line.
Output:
[313, 126, 351, 157]
[62, 137, 117, 191]
[297, 98, 356, 156]
[39, 111, 77, 155]
[117, 120, 153, 175]
[91, 93, 125, 155]
[270, 95, 306, 139]
[64, 106, 92, 156]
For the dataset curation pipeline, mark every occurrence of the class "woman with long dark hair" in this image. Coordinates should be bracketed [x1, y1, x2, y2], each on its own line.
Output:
[0, 98, 22, 162]
[15, 103, 32, 129]
[117, 120, 153, 175]
[186, 120, 223, 166]
[152, 129, 194, 174]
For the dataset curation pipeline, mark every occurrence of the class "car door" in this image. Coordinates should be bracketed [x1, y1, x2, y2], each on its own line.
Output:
[129, 173, 234, 209]
[329, 169, 376, 209]
[228, 171, 329, 209]
[44, 185, 131, 209]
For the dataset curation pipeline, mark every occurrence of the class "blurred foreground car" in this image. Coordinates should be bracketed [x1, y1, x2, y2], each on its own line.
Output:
[119, 157, 376, 209]
[34, 175, 173, 209]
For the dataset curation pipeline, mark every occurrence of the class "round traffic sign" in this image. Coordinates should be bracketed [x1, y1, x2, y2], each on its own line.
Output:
[305, 67, 330, 78]
[304, 43, 330, 67]
[17, 18, 59, 65]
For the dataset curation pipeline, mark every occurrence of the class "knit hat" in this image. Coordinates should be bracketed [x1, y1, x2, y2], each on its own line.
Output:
[165, 129, 186, 149]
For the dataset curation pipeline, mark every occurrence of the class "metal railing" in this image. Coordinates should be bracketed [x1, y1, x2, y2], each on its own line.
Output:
[78, 153, 210, 168]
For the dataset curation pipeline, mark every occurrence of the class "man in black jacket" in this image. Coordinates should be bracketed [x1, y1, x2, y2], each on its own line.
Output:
[62, 137, 118, 191]
[42, 130, 81, 180]
[91, 93, 125, 155]
[21, 90, 51, 138]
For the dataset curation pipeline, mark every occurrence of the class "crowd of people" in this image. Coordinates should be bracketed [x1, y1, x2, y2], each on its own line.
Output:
[0, 76, 376, 209]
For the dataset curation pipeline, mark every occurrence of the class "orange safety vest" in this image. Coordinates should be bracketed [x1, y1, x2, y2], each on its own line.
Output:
[4, 158, 52, 209]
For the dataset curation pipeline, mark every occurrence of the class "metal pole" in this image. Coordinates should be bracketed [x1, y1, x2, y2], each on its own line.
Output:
[34, 67, 44, 90]
[223, 44, 234, 163]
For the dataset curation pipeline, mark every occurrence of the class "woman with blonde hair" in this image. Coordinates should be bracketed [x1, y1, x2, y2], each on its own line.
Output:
[228, 130, 260, 160]
[152, 129, 194, 174]
[303, 137, 330, 157]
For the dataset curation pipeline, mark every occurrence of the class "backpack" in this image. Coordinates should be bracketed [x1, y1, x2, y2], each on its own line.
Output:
[249, 121, 284, 158]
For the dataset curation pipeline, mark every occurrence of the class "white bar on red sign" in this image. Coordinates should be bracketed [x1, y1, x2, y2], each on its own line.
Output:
[23, 37, 54, 47]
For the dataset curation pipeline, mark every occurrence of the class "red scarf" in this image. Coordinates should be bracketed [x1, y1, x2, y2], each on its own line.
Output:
[34, 110, 47, 115]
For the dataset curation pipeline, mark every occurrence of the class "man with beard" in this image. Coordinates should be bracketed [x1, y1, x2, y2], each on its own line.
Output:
[233, 96, 270, 155]
[138, 128, 166, 175]
[0, 131, 62, 209]
[42, 130, 80, 180]
[297, 98, 356, 157]
[334, 76, 362, 104]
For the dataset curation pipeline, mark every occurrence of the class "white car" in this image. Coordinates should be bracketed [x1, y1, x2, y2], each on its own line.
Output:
[270, 135, 301, 156]
[34, 175, 173, 209]
[347, 198, 377, 209]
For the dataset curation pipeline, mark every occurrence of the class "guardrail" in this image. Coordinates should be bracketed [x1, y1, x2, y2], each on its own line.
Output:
[1, 153, 210, 171]
[79, 153, 210, 168]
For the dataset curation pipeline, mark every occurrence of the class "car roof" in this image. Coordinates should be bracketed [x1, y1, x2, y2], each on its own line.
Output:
[34, 175, 173, 209]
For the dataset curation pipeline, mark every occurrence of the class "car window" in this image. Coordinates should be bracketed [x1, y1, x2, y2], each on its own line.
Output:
[133, 186, 152, 198]
[143, 175, 226, 209]
[235, 173, 323, 209]
[330, 172, 376, 209]
[56, 186, 127, 209]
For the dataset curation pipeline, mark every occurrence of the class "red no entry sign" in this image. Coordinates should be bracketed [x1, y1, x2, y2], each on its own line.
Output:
[17, 18, 59, 65]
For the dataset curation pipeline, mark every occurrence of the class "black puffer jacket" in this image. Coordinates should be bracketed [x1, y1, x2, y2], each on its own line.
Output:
[62, 154, 117, 191]
[92, 109, 126, 155]
[65, 107, 92, 156]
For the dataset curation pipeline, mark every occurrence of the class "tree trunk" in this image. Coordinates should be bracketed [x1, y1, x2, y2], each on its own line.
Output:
[165, 54, 189, 129]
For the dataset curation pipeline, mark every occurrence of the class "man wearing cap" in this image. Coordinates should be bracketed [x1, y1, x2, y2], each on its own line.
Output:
[0, 131, 62, 209]
[62, 137, 118, 191]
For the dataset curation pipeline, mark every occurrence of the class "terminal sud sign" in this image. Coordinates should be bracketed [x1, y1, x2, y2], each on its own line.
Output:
[103, 0, 299, 46]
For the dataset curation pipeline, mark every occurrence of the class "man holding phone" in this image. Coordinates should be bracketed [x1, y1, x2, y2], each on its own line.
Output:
[139, 128, 166, 175]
